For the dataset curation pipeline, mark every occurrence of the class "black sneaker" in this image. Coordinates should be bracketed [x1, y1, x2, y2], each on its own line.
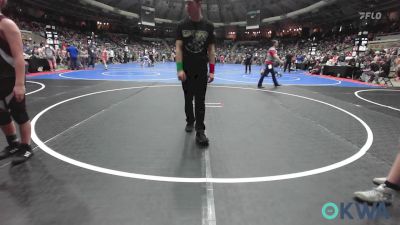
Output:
[185, 123, 194, 132]
[0, 144, 20, 160]
[274, 84, 281, 87]
[257, 86, 265, 89]
[196, 131, 209, 146]
[11, 144, 33, 166]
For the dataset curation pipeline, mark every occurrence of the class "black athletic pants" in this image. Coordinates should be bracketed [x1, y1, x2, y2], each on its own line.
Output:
[258, 64, 279, 87]
[284, 61, 292, 73]
[245, 63, 251, 73]
[181, 68, 208, 131]
[88, 56, 96, 68]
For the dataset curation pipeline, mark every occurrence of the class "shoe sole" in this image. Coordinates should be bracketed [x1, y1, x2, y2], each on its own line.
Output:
[373, 179, 386, 186]
[0, 149, 19, 161]
[0, 153, 13, 160]
[11, 152, 34, 166]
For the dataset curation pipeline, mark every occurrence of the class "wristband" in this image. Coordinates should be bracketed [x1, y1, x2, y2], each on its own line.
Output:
[176, 62, 184, 72]
[209, 63, 215, 74]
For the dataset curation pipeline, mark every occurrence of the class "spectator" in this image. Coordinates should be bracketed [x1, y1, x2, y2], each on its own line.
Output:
[66, 43, 79, 70]
[44, 44, 57, 71]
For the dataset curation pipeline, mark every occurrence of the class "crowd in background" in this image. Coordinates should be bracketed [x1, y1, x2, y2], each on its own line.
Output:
[215, 34, 400, 83]
[10, 12, 400, 83]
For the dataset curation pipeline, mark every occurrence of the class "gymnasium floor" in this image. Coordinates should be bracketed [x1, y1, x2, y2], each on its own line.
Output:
[0, 62, 399, 225]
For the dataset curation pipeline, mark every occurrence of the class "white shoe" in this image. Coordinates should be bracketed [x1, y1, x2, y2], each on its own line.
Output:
[373, 177, 387, 185]
[354, 184, 396, 204]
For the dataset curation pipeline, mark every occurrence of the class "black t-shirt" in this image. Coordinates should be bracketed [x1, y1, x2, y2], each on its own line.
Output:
[88, 46, 96, 57]
[0, 15, 15, 79]
[245, 53, 252, 64]
[176, 18, 215, 69]
[285, 54, 292, 62]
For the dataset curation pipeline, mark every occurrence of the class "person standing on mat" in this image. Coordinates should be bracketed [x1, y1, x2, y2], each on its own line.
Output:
[354, 142, 400, 204]
[284, 51, 293, 73]
[101, 46, 108, 70]
[244, 51, 253, 74]
[176, 0, 215, 146]
[0, 0, 33, 166]
[258, 40, 283, 88]
[87, 44, 96, 69]
[66, 42, 79, 70]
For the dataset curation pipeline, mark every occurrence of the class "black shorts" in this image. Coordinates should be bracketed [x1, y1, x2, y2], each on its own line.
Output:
[0, 77, 27, 110]
[0, 77, 15, 99]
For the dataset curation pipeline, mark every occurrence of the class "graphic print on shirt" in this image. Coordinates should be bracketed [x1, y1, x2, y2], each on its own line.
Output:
[182, 30, 209, 54]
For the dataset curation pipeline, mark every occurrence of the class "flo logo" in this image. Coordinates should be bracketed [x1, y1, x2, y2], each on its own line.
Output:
[321, 202, 390, 220]
[359, 12, 382, 20]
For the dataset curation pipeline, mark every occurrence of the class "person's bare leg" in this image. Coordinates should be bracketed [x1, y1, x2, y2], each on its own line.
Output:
[18, 121, 31, 145]
[0, 121, 20, 160]
[386, 152, 400, 186]
[354, 150, 400, 203]
[1, 122, 17, 136]
[10, 121, 32, 165]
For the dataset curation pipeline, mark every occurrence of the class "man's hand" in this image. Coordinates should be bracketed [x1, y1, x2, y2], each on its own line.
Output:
[13, 84, 26, 102]
[208, 73, 214, 83]
[178, 70, 186, 81]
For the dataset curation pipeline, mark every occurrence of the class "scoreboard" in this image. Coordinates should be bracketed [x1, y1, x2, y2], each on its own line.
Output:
[246, 10, 260, 30]
[141, 6, 155, 26]
[45, 25, 59, 49]
[309, 43, 318, 56]
[353, 31, 368, 56]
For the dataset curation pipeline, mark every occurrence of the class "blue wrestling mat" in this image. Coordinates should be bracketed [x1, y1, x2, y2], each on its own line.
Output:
[28, 62, 379, 88]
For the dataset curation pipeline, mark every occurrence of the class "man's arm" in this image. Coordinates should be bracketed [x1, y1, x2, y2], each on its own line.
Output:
[176, 40, 186, 81]
[273, 51, 284, 64]
[207, 43, 215, 83]
[176, 40, 183, 64]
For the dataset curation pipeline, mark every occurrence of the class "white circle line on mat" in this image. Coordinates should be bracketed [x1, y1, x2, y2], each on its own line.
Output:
[59, 71, 175, 81]
[242, 75, 301, 81]
[32, 85, 373, 183]
[214, 76, 342, 86]
[354, 89, 400, 112]
[26, 81, 46, 95]
[102, 71, 161, 76]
